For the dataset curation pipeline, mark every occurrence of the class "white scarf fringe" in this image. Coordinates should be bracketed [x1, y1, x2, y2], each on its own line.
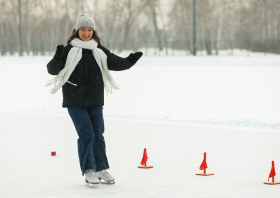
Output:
[45, 38, 119, 94]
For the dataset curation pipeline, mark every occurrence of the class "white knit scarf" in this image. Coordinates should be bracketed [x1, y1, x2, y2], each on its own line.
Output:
[45, 38, 119, 94]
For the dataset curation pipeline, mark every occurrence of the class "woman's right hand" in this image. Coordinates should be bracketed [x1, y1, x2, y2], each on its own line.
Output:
[54, 45, 64, 60]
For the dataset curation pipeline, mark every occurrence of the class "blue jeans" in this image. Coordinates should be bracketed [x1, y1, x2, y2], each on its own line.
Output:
[67, 106, 109, 175]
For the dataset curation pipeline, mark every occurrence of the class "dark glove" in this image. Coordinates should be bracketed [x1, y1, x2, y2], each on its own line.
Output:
[54, 45, 64, 60]
[128, 52, 143, 64]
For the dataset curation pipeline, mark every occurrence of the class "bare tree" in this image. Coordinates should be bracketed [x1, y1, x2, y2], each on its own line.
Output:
[1, 0, 280, 56]
[148, 0, 163, 52]
[198, 0, 214, 55]
[118, 0, 149, 51]
[214, 0, 224, 55]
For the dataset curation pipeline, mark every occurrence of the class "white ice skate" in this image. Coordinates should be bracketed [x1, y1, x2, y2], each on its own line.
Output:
[95, 170, 115, 184]
[85, 170, 99, 187]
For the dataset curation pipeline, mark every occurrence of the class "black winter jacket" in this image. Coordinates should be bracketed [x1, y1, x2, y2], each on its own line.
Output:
[47, 44, 136, 108]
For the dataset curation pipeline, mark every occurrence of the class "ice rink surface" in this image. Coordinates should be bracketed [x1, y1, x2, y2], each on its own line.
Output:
[0, 112, 279, 198]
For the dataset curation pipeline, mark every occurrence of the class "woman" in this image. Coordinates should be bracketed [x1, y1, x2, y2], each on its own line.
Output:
[46, 13, 142, 186]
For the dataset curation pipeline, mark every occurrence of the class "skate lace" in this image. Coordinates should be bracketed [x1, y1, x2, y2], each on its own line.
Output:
[101, 170, 110, 177]
[89, 170, 97, 178]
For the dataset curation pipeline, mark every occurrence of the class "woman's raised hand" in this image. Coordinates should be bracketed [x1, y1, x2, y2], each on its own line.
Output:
[128, 52, 143, 64]
[54, 45, 64, 60]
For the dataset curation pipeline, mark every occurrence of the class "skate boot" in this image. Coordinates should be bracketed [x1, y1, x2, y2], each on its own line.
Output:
[95, 170, 115, 184]
[85, 170, 99, 187]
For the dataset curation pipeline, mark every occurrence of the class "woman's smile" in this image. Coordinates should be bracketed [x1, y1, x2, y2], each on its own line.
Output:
[79, 27, 93, 41]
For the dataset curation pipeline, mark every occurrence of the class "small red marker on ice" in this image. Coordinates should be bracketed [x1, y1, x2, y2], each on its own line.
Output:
[264, 161, 280, 185]
[51, 151, 56, 156]
[138, 148, 153, 169]
[196, 152, 214, 176]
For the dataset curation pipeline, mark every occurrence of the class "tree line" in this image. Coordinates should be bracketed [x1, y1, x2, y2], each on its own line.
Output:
[0, 0, 279, 56]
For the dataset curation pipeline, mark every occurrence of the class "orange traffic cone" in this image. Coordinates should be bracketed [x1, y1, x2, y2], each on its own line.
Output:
[264, 161, 280, 185]
[138, 148, 153, 169]
[196, 152, 214, 176]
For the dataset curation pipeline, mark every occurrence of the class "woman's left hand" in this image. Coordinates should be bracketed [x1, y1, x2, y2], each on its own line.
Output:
[128, 52, 143, 64]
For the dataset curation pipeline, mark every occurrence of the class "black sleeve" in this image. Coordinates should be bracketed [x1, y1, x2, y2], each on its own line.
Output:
[47, 45, 72, 75]
[98, 44, 136, 71]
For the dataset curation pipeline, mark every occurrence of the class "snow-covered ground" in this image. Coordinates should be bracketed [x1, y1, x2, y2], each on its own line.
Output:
[0, 52, 279, 130]
[0, 52, 280, 197]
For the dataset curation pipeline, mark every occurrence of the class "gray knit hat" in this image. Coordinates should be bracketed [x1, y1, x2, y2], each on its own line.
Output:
[74, 13, 96, 32]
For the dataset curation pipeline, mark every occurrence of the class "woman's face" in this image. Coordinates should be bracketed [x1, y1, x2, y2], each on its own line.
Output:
[78, 27, 93, 41]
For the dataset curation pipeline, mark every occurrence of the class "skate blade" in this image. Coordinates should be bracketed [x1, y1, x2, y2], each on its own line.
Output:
[98, 178, 115, 184]
[85, 179, 99, 187]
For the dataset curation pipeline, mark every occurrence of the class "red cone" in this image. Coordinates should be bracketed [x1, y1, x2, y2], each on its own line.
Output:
[199, 152, 208, 170]
[268, 161, 276, 181]
[140, 148, 148, 165]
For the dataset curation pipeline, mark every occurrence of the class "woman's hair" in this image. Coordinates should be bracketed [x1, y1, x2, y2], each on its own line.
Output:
[67, 29, 101, 45]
